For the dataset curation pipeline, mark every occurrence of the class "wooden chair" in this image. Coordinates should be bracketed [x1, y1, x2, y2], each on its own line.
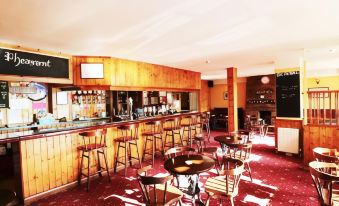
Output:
[142, 120, 165, 167]
[225, 142, 253, 182]
[205, 158, 244, 206]
[77, 129, 110, 191]
[137, 165, 183, 206]
[313, 147, 339, 164]
[114, 123, 142, 176]
[164, 146, 196, 159]
[309, 161, 339, 205]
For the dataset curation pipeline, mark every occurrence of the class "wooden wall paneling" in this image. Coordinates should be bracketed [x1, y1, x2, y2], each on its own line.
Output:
[20, 115, 203, 200]
[53, 137, 62, 187]
[200, 80, 210, 112]
[20, 141, 30, 198]
[114, 59, 124, 86]
[308, 126, 319, 159]
[65, 134, 74, 182]
[47, 137, 56, 189]
[303, 126, 310, 164]
[76, 56, 202, 90]
[71, 133, 79, 183]
[303, 125, 339, 164]
[26, 140, 37, 196]
[33, 139, 43, 194]
[40, 138, 49, 192]
[59, 135, 68, 185]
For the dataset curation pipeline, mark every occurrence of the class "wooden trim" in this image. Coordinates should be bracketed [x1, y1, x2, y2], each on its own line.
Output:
[109, 86, 200, 92]
[0, 42, 71, 58]
[276, 117, 303, 120]
[275, 67, 300, 73]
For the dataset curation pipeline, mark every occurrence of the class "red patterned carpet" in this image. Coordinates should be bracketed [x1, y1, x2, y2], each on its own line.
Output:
[30, 131, 319, 206]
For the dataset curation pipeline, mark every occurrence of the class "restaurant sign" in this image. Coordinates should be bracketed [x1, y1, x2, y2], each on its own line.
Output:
[0, 48, 69, 78]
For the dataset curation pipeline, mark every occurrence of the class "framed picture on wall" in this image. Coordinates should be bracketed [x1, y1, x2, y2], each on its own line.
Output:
[223, 92, 228, 100]
[56, 91, 68, 105]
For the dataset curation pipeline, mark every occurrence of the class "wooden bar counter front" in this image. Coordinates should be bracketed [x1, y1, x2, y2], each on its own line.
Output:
[6, 111, 200, 204]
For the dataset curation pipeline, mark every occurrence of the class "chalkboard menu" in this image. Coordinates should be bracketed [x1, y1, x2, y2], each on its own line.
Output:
[0, 48, 69, 78]
[276, 71, 301, 118]
[0, 81, 9, 108]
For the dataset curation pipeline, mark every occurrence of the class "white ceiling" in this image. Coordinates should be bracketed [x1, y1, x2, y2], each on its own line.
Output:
[1, 0, 339, 79]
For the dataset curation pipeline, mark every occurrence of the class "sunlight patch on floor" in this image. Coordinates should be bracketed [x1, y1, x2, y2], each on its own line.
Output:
[241, 176, 278, 191]
[125, 189, 135, 194]
[126, 176, 137, 181]
[251, 135, 275, 146]
[250, 153, 262, 161]
[103, 194, 144, 205]
[243, 194, 271, 206]
[153, 172, 170, 177]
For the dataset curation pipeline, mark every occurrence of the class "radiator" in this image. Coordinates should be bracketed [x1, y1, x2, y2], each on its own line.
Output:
[277, 127, 299, 154]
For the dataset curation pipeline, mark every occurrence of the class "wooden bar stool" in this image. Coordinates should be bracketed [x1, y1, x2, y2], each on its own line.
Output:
[194, 133, 220, 172]
[77, 129, 110, 191]
[0, 189, 17, 206]
[142, 120, 164, 167]
[181, 115, 199, 146]
[114, 123, 142, 176]
[163, 117, 183, 149]
[200, 112, 211, 142]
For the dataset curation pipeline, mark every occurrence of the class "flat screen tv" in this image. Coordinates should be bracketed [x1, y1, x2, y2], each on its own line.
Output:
[80, 63, 104, 79]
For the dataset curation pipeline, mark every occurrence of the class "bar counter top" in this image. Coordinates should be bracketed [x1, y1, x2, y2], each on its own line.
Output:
[0, 111, 200, 143]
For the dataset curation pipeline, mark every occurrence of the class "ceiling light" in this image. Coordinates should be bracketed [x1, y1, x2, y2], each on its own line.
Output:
[329, 49, 336, 53]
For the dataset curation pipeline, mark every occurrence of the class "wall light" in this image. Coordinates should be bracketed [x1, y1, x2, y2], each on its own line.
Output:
[315, 78, 320, 85]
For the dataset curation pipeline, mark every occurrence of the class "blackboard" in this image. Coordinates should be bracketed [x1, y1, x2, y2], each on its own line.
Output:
[0, 48, 69, 78]
[276, 71, 301, 118]
[0, 81, 9, 108]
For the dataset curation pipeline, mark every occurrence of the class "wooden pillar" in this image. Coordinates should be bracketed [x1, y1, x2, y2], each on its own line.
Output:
[227, 67, 238, 132]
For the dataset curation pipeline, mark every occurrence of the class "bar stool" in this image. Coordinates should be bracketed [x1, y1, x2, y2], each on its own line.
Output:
[163, 117, 183, 149]
[114, 123, 142, 176]
[77, 129, 110, 191]
[194, 133, 220, 172]
[181, 115, 199, 146]
[0, 189, 17, 206]
[200, 112, 211, 142]
[142, 120, 164, 167]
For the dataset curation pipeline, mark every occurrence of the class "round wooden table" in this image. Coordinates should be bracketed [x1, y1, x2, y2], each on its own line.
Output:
[214, 135, 244, 146]
[214, 135, 246, 154]
[164, 154, 215, 205]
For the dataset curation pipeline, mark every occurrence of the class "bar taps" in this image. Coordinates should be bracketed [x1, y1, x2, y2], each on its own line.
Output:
[128, 97, 133, 120]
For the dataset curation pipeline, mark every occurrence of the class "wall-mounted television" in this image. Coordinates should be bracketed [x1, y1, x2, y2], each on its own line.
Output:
[80, 63, 104, 79]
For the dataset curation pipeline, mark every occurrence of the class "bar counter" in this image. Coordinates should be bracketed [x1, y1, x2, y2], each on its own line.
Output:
[0, 111, 199, 143]
[8, 111, 200, 203]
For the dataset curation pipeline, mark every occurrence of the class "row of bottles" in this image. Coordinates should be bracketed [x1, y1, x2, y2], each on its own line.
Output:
[71, 90, 106, 105]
